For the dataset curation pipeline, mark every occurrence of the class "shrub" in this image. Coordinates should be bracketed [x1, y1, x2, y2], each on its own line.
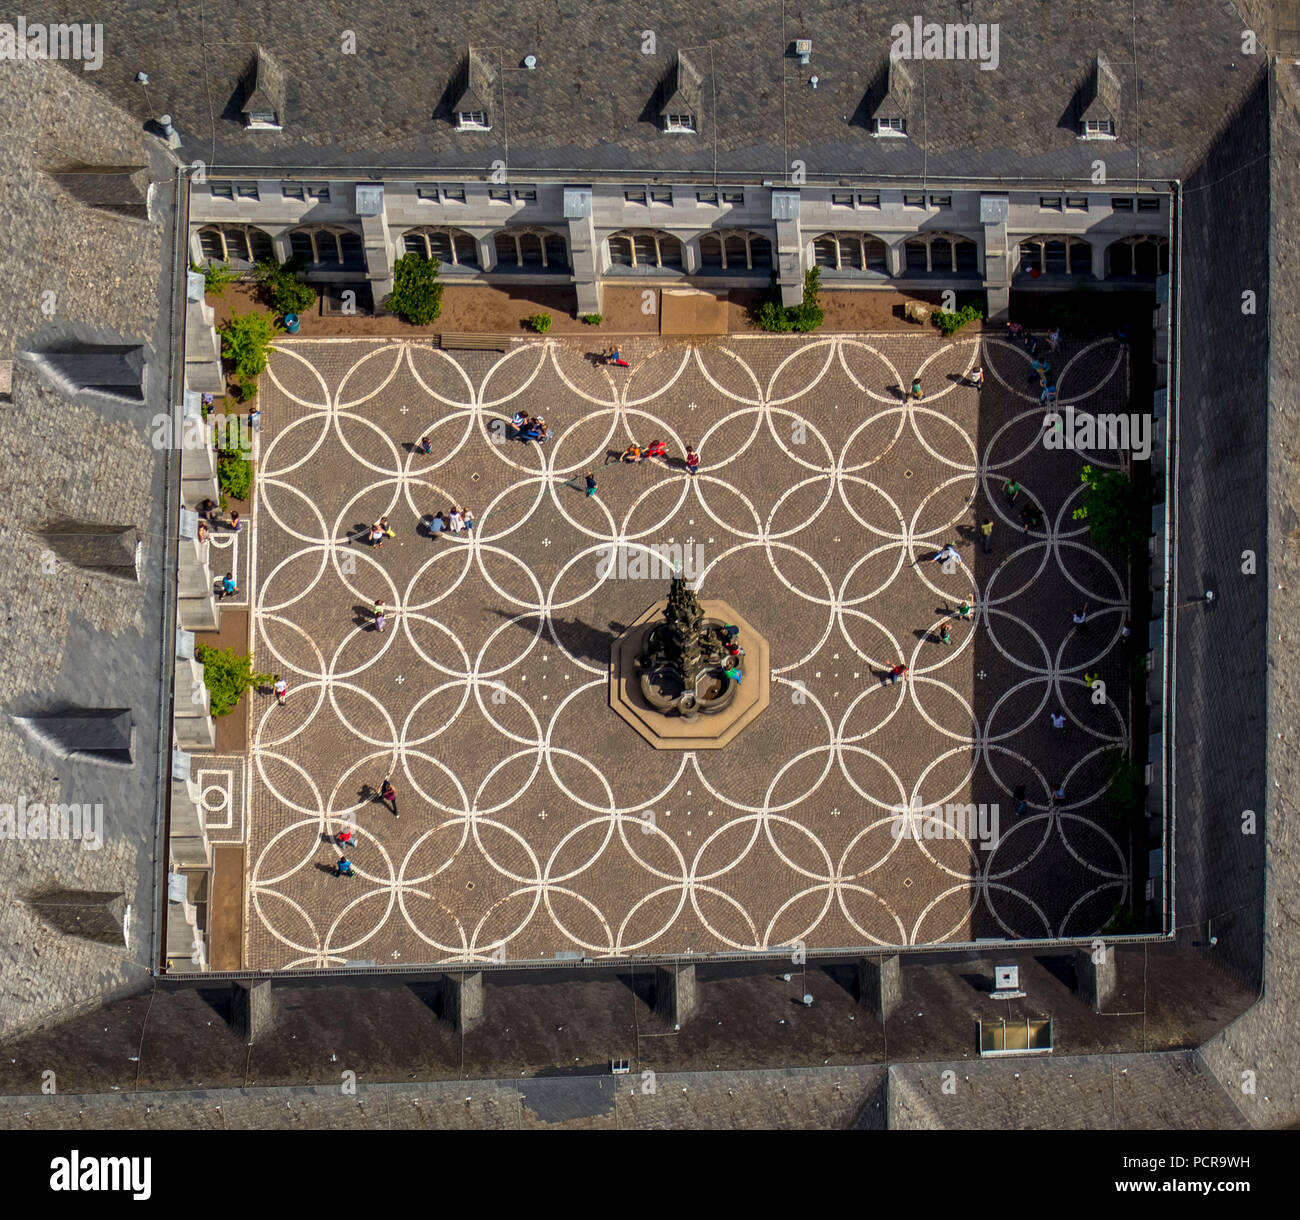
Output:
[581, 313, 603, 326]
[754, 268, 824, 333]
[385, 253, 443, 325]
[1101, 746, 1145, 825]
[219, 309, 281, 380]
[254, 258, 317, 316]
[1083, 468, 1149, 553]
[192, 260, 237, 298]
[933, 303, 983, 338]
[217, 448, 253, 501]
[195, 644, 274, 718]
[234, 378, 259, 403]
[529, 312, 553, 333]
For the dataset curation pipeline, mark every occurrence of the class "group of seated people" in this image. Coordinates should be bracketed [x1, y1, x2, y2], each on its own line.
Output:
[511, 411, 551, 443]
[428, 508, 474, 536]
[620, 438, 669, 463]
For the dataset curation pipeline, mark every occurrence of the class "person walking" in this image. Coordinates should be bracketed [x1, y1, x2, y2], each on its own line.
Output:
[955, 600, 973, 621]
[380, 779, 398, 818]
[273, 674, 288, 705]
[646, 439, 668, 461]
[1004, 478, 1021, 506]
[969, 365, 984, 392]
[336, 858, 355, 878]
[886, 663, 908, 685]
[1050, 781, 1067, 802]
[336, 827, 354, 848]
[910, 376, 923, 400]
[370, 522, 385, 549]
[379, 515, 395, 542]
[939, 623, 952, 646]
[1050, 712, 1066, 730]
[1048, 326, 1061, 352]
[685, 445, 700, 477]
[1071, 604, 1090, 633]
[229, 511, 242, 533]
[620, 443, 643, 464]
[585, 471, 598, 498]
[219, 571, 237, 600]
[418, 436, 433, 455]
[607, 345, 629, 368]
[373, 599, 386, 632]
[247, 405, 262, 435]
[929, 543, 961, 566]
[1019, 505, 1042, 534]
[1013, 784, 1028, 817]
[980, 518, 994, 554]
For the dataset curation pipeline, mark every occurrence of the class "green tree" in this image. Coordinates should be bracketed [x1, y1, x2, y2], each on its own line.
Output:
[219, 309, 281, 379]
[195, 644, 273, 717]
[755, 268, 824, 333]
[384, 253, 444, 325]
[1084, 469, 1148, 553]
[528, 312, 553, 333]
[254, 257, 317, 316]
[933, 303, 983, 338]
[191, 259, 237, 297]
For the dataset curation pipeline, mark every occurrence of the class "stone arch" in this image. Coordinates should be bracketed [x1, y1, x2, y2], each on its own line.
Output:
[288, 224, 365, 268]
[197, 224, 273, 267]
[607, 229, 684, 270]
[1106, 234, 1169, 278]
[400, 226, 480, 268]
[902, 230, 979, 275]
[697, 229, 773, 272]
[1017, 234, 1094, 278]
[491, 226, 570, 271]
[811, 231, 889, 273]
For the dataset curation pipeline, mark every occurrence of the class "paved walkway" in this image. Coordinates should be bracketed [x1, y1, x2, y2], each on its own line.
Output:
[237, 332, 1132, 967]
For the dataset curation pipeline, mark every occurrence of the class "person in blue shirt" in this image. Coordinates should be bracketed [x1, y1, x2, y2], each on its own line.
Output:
[337, 858, 354, 878]
[219, 571, 237, 599]
[429, 512, 446, 537]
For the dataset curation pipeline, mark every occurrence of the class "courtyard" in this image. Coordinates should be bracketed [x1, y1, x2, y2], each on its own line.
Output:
[213, 329, 1134, 967]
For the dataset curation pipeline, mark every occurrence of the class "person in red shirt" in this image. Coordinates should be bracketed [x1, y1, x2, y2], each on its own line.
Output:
[887, 663, 908, 685]
[685, 445, 700, 476]
[646, 438, 668, 460]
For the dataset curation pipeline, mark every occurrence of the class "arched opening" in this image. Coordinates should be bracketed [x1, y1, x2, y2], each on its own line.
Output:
[491, 227, 570, 272]
[812, 232, 889, 274]
[1106, 235, 1169, 278]
[197, 224, 273, 267]
[401, 227, 479, 268]
[1017, 234, 1094, 278]
[903, 231, 979, 275]
[288, 225, 365, 269]
[694, 229, 772, 273]
[607, 229, 685, 271]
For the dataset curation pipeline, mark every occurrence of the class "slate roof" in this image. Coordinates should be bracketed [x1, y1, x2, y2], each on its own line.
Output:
[0, 53, 182, 1042]
[1078, 53, 1123, 128]
[43, 164, 150, 221]
[871, 57, 914, 122]
[451, 47, 497, 120]
[660, 50, 704, 117]
[37, 0, 1259, 183]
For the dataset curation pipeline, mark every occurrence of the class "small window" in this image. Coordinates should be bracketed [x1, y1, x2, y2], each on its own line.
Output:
[1138, 197, 1160, 212]
[875, 117, 906, 135]
[858, 193, 881, 208]
[930, 195, 952, 208]
[236, 182, 260, 200]
[696, 190, 718, 205]
[514, 188, 537, 203]
[442, 186, 466, 203]
[1039, 196, 1062, 211]
[307, 186, 330, 201]
[903, 193, 925, 208]
[650, 189, 673, 205]
[282, 185, 305, 201]
[247, 112, 278, 129]
[457, 111, 490, 130]
[1111, 196, 1134, 211]
[831, 192, 854, 208]
[1065, 196, 1088, 211]
[488, 188, 510, 203]
[416, 186, 439, 201]
[210, 181, 234, 200]
[625, 188, 647, 205]
[1083, 118, 1114, 136]
[665, 114, 696, 133]
[721, 190, 744, 205]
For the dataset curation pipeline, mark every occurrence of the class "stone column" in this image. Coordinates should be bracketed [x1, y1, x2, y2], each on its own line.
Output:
[771, 190, 803, 306]
[979, 194, 1011, 322]
[442, 971, 485, 1033]
[654, 964, 699, 1027]
[858, 955, 901, 1019]
[1074, 946, 1117, 1010]
[564, 187, 602, 317]
[230, 980, 275, 1043]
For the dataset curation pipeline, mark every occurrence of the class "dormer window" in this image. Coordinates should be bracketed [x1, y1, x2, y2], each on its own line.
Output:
[658, 51, 703, 137]
[1076, 54, 1121, 139]
[1083, 118, 1114, 137]
[450, 48, 496, 131]
[874, 116, 906, 137]
[241, 47, 286, 131]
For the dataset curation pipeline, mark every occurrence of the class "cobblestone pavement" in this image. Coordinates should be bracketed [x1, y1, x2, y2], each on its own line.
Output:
[240, 331, 1132, 967]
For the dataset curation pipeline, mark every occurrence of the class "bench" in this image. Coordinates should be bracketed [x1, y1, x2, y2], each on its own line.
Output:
[438, 333, 515, 351]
